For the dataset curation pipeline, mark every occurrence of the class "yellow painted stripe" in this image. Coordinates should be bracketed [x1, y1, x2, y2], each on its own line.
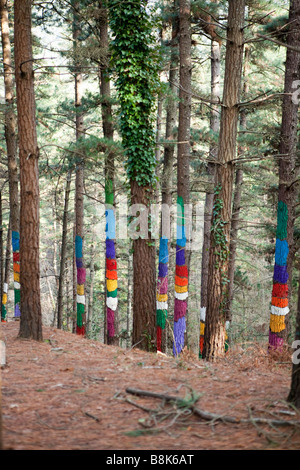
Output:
[107, 279, 118, 292]
[175, 284, 188, 293]
[269, 314, 285, 333]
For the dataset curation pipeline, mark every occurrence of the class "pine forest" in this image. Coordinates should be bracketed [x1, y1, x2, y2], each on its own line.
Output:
[0, 0, 300, 452]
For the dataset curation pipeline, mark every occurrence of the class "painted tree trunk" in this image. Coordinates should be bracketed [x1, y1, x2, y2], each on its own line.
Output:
[0, 0, 20, 321]
[199, 35, 221, 358]
[14, 0, 42, 341]
[1, 224, 11, 322]
[57, 170, 72, 329]
[268, 0, 300, 351]
[173, 0, 191, 356]
[203, 0, 245, 361]
[109, 1, 158, 351]
[98, 2, 119, 345]
[73, 1, 86, 336]
[156, 0, 179, 353]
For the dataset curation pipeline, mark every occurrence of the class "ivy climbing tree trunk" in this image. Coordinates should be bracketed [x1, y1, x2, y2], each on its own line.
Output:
[98, 1, 119, 346]
[156, 0, 179, 353]
[0, 0, 20, 321]
[14, 0, 42, 341]
[73, 0, 86, 336]
[109, 0, 159, 351]
[268, 0, 300, 351]
[203, 0, 245, 361]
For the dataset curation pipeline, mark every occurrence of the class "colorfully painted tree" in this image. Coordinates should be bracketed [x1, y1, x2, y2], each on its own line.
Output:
[72, 0, 86, 336]
[156, 0, 179, 353]
[98, 1, 119, 345]
[0, 0, 20, 321]
[268, 0, 300, 350]
[109, 0, 159, 351]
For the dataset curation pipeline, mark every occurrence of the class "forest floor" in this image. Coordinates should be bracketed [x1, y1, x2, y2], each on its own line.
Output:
[1, 321, 300, 452]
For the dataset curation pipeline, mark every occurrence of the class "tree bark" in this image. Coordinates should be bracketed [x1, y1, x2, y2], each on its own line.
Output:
[200, 24, 221, 357]
[98, 1, 119, 346]
[203, 0, 245, 361]
[14, 0, 42, 341]
[73, 0, 86, 336]
[1, 222, 10, 322]
[173, 0, 191, 356]
[57, 170, 72, 329]
[131, 181, 156, 351]
[268, 0, 300, 350]
[156, 0, 179, 353]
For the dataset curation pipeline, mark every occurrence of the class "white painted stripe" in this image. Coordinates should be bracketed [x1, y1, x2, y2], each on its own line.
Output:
[200, 307, 206, 322]
[14, 282, 20, 290]
[156, 301, 168, 310]
[77, 294, 85, 305]
[175, 291, 188, 301]
[271, 305, 289, 316]
[106, 297, 118, 311]
[3, 283, 8, 293]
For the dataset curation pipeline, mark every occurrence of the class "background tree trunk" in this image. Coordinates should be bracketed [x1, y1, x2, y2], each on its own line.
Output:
[14, 0, 42, 341]
[203, 0, 245, 361]
[57, 170, 72, 329]
[199, 27, 221, 357]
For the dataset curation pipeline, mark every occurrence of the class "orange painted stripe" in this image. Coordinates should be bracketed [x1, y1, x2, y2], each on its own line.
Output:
[272, 297, 288, 308]
[13, 262, 20, 273]
[175, 275, 188, 286]
[106, 270, 117, 280]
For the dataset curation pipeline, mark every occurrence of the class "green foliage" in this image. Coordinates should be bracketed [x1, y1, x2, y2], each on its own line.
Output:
[109, 0, 161, 187]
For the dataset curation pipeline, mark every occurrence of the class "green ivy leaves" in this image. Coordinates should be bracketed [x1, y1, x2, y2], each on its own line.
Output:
[109, 0, 160, 187]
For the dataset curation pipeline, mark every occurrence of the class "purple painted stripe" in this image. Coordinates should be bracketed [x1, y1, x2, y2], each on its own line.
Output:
[273, 264, 289, 284]
[106, 239, 116, 259]
[269, 330, 284, 350]
[174, 298, 187, 321]
[173, 316, 186, 356]
[176, 245, 185, 266]
[158, 263, 168, 278]
[157, 276, 168, 294]
[107, 307, 115, 337]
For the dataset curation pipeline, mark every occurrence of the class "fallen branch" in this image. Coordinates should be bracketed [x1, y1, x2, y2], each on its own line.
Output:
[125, 388, 300, 428]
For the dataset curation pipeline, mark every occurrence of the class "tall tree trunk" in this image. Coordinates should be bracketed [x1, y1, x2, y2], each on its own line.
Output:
[0, 0, 20, 320]
[227, 44, 250, 339]
[57, 170, 72, 329]
[156, 0, 179, 353]
[203, 0, 245, 361]
[199, 30, 221, 358]
[98, 1, 119, 346]
[268, 0, 300, 351]
[73, 0, 86, 336]
[173, 0, 191, 356]
[14, 0, 42, 341]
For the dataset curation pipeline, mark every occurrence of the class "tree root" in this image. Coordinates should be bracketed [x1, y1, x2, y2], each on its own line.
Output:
[125, 387, 300, 429]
